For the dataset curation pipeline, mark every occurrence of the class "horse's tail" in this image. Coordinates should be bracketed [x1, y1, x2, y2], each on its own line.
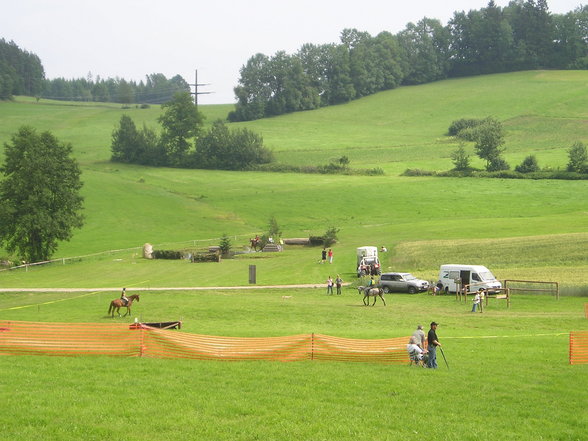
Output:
[108, 301, 113, 314]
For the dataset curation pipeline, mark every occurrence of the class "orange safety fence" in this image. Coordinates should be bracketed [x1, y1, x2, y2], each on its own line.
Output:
[0, 320, 141, 357]
[0, 321, 410, 364]
[569, 331, 588, 365]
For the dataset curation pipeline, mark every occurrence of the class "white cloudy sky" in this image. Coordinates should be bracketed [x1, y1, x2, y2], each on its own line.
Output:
[4, 0, 583, 104]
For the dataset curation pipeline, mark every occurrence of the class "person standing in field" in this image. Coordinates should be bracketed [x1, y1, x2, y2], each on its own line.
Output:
[426, 322, 441, 369]
[335, 274, 343, 295]
[328, 248, 333, 264]
[321, 248, 327, 264]
[472, 288, 484, 312]
[326, 276, 334, 295]
[410, 324, 426, 349]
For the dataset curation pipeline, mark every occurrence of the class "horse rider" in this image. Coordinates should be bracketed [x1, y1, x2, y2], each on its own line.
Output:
[121, 288, 129, 306]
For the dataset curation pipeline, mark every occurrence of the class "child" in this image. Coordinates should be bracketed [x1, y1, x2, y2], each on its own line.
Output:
[472, 288, 483, 312]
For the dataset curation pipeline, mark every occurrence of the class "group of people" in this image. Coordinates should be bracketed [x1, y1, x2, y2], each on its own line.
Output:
[326, 275, 343, 295]
[320, 248, 334, 264]
[407, 322, 442, 368]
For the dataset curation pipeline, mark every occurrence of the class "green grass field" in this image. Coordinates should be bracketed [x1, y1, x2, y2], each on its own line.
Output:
[0, 70, 587, 440]
[0, 289, 586, 440]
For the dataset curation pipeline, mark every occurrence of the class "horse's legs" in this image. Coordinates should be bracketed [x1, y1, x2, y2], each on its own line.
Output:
[380, 294, 386, 306]
[372, 296, 377, 306]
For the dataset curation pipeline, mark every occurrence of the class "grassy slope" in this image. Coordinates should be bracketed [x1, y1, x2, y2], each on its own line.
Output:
[0, 70, 586, 291]
[0, 71, 587, 441]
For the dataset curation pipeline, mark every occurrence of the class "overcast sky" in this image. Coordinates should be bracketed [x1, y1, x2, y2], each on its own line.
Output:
[4, 0, 583, 104]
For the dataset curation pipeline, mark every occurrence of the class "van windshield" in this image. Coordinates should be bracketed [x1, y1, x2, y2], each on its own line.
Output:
[479, 271, 496, 281]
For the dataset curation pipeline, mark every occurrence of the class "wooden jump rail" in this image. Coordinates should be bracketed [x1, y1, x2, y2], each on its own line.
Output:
[503, 279, 559, 300]
[458, 286, 511, 312]
[457, 282, 500, 302]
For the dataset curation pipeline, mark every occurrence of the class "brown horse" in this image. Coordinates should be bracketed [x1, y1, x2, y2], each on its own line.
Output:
[357, 286, 386, 306]
[250, 237, 261, 251]
[108, 294, 140, 317]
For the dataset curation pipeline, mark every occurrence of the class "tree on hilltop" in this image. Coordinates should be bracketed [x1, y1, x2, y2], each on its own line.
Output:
[472, 117, 507, 171]
[158, 92, 205, 167]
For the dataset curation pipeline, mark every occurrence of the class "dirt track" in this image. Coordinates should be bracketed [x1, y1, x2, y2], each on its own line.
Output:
[0, 283, 352, 293]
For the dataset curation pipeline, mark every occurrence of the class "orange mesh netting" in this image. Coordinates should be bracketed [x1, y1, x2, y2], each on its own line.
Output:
[0, 321, 410, 364]
[0, 321, 141, 357]
[569, 331, 588, 365]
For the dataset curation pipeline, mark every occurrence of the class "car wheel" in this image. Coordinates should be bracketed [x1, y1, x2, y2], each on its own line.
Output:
[382, 286, 390, 294]
[408, 286, 417, 294]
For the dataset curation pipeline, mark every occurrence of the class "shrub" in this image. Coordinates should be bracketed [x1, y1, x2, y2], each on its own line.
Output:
[191, 252, 220, 262]
[567, 141, 587, 173]
[323, 227, 339, 247]
[447, 118, 484, 136]
[195, 120, 273, 170]
[487, 157, 510, 172]
[309, 236, 326, 246]
[151, 250, 182, 259]
[515, 155, 540, 173]
[401, 169, 437, 176]
[219, 234, 231, 256]
[451, 145, 470, 171]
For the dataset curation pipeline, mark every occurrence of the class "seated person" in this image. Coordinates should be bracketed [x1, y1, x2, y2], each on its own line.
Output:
[407, 339, 428, 362]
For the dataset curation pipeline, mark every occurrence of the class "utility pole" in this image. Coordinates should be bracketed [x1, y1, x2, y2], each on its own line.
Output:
[190, 69, 212, 107]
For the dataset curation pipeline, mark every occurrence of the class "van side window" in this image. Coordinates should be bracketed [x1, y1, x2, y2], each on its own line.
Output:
[472, 273, 481, 282]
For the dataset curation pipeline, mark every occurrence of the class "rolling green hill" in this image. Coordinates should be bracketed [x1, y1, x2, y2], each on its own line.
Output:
[0, 70, 586, 291]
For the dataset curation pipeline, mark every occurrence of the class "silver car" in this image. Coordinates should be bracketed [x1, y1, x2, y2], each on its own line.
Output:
[378, 272, 429, 294]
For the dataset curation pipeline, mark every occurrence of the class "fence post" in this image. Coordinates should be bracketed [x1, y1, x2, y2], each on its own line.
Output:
[140, 326, 144, 357]
[569, 332, 572, 365]
[249, 265, 256, 284]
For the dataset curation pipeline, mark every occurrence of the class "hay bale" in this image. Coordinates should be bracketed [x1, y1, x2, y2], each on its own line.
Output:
[142, 243, 153, 259]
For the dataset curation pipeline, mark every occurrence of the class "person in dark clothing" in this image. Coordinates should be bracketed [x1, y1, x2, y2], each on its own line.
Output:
[426, 321, 441, 369]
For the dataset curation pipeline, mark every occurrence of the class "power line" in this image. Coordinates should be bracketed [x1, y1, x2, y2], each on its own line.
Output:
[188, 69, 213, 107]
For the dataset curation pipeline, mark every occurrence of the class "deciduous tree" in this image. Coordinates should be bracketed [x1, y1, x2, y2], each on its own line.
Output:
[0, 126, 84, 262]
[158, 92, 204, 167]
[567, 141, 587, 172]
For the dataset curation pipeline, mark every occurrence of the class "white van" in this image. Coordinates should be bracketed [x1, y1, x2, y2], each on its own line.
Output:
[438, 264, 502, 293]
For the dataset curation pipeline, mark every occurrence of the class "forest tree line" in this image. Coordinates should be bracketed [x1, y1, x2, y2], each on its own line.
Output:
[1, 1, 587, 108]
[229, 0, 588, 121]
[0, 39, 189, 103]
